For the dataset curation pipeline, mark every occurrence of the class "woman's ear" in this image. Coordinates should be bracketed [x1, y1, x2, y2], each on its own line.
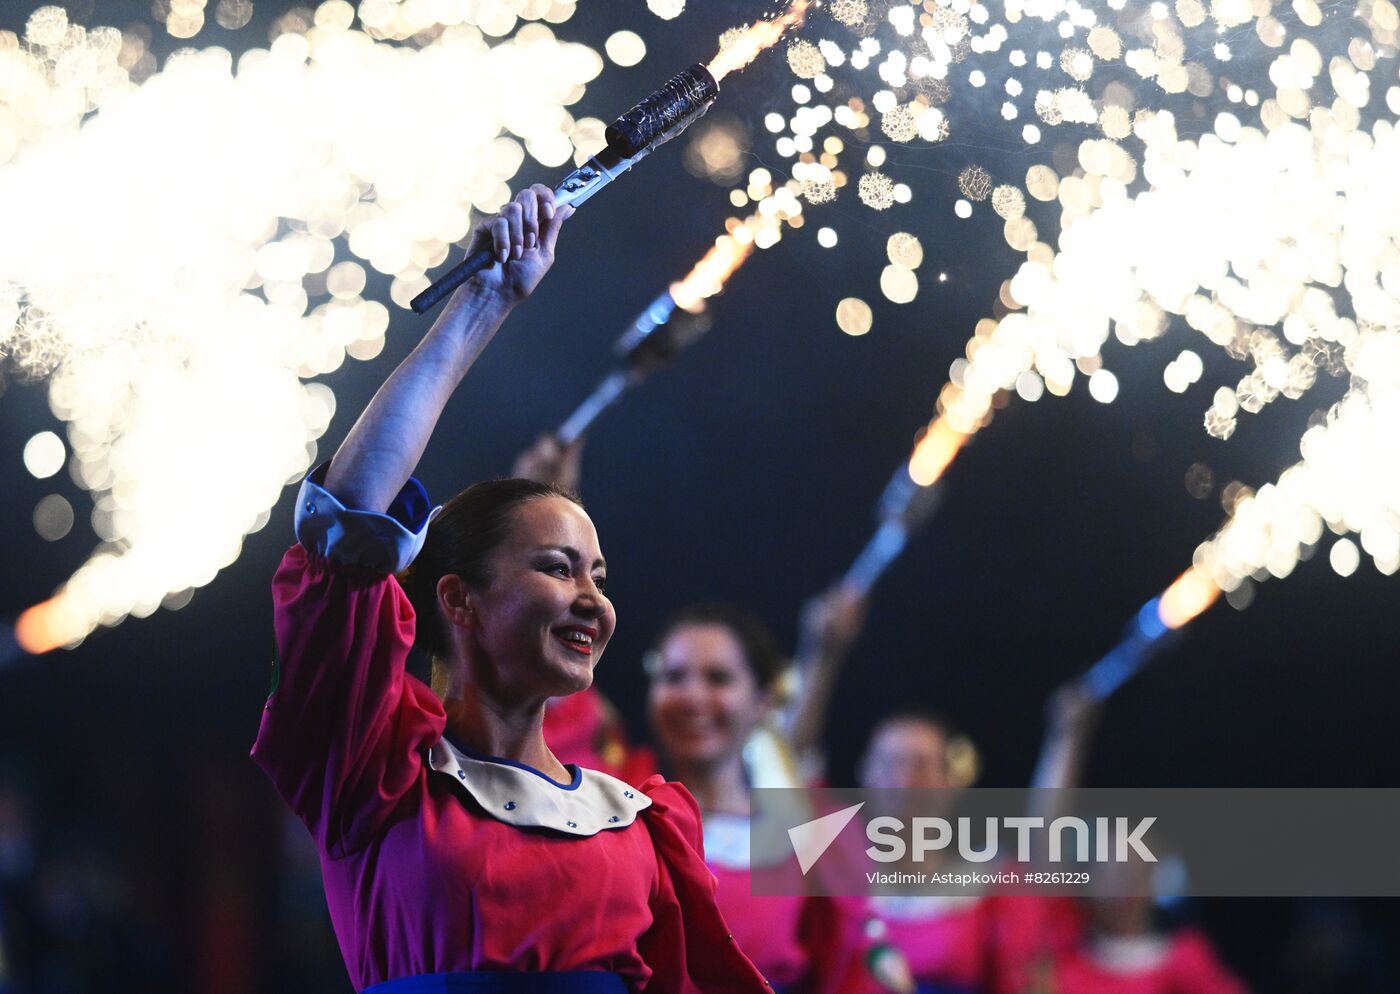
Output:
[437, 574, 475, 631]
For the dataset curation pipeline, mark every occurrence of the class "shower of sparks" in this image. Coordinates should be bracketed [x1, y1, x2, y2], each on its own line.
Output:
[2, 2, 608, 654]
[1195, 377, 1400, 593]
[692, 123, 835, 313]
[908, 417, 969, 487]
[669, 229, 755, 313]
[1158, 563, 1223, 627]
[735, 0, 1400, 604]
[708, 0, 810, 82]
[9, 0, 1400, 660]
[948, 93, 1400, 587]
[1151, 374, 1397, 629]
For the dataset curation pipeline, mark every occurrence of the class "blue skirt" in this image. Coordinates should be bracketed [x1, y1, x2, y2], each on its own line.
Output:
[364, 973, 628, 994]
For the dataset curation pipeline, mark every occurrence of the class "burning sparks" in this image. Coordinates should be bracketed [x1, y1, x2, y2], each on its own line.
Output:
[785, 39, 826, 79]
[990, 185, 1025, 220]
[2, 3, 606, 653]
[830, 0, 868, 28]
[879, 104, 918, 142]
[8, 0, 1400, 662]
[858, 171, 895, 209]
[836, 297, 872, 336]
[708, 0, 810, 82]
[1196, 383, 1400, 591]
[957, 166, 992, 202]
[908, 418, 969, 488]
[886, 233, 923, 270]
[1157, 566, 1221, 629]
[670, 231, 754, 313]
[802, 177, 837, 204]
[733, 0, 1400, 613]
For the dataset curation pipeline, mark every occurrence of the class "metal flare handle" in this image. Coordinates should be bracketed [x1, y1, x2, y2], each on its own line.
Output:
[410, 64, 718, 315]
[408, 245, 498, 314]
[843, 469, 945, 594]
[1080, 599, 1179, 700]
[409, 146, 634, 315]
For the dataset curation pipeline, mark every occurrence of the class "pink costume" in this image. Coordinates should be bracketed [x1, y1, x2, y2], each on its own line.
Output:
[703, 813, 880, 994]
[983, 895, 1086, 994]
[251, 469, 768, 993]
[869, 895, 990, 991]
[868, 894, 1089, 994]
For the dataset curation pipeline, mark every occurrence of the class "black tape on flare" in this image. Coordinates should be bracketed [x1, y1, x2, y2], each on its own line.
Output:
[605, 63, 719, 158]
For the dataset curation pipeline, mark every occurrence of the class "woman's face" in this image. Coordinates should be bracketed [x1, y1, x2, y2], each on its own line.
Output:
[647, 623, 768, 768]
[462, 496, 615, 702]
[860, 720, 951, 790]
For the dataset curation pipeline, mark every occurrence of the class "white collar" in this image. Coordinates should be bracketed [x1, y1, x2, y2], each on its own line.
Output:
[1089, 934, 1171, 972]
[702, 812, 752, 870]
[870, 893, 983, 920]
[428, 736, 650, 837]
[702, 811, 799, 870]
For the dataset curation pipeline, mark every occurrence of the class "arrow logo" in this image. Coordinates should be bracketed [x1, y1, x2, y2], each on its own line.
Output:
[787, 802, 865, 875]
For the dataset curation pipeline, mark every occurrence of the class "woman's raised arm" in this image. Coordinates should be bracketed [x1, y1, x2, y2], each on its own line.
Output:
[324, 185, 573, 512]
[1030, 682, 1103, 791]
[784, 583, 869, 770]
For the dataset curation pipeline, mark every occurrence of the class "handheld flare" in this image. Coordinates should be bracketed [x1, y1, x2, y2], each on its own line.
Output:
[555, 289, 713, 445]
[843, 464, 945, 594]
[553, 225, 751, 445]
[411, 64, 720, 314]
[842, 417, 968, 594]
[708, 0, 811, 81]
[1080, 567, 1222, 700]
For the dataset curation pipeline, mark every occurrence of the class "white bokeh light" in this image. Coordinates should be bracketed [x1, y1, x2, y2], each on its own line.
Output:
[22, 431, 65, 479]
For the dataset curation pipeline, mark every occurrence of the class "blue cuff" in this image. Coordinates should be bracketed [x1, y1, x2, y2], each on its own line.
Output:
[294, 463, 442, 574]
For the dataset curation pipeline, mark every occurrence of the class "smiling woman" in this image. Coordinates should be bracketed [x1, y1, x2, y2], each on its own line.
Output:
[646, 604, 881, 994]
[250, 186, 767, 994]
[398, 482, 612, 720]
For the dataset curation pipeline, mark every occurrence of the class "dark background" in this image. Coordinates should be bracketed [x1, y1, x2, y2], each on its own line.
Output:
[1, 1, 1397, 991]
